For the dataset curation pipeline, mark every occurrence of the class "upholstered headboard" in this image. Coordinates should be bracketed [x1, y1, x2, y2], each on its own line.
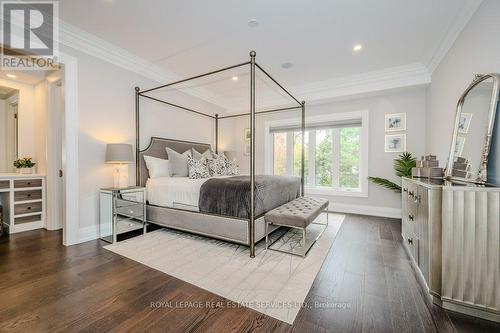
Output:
[138, 137, 211, 186]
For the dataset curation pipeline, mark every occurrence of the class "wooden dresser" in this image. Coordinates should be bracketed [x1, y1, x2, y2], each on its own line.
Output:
[0, 174, 45, 233]
[401, 177, 500, 322]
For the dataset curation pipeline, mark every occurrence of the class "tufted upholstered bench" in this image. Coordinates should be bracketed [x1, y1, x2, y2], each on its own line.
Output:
[264, 196, 329, 257]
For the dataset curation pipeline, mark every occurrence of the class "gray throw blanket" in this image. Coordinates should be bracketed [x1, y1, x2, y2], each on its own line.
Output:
[199, 175, 301, 218]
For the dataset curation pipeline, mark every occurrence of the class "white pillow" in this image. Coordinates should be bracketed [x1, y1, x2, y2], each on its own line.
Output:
[143, 155, 170, 178]
[165, 147, 191, 177]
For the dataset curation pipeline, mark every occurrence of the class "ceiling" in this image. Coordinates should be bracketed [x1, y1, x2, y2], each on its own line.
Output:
[0, 70, 48, 85]
[0, 85, 17, 99]
[58, 0, 481, 110]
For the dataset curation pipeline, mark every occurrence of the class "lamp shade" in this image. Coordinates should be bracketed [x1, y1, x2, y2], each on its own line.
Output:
[105, 144, 133, 164]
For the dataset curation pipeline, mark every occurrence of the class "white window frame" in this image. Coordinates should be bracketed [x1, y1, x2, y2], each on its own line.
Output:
[265, 110, 369, 198]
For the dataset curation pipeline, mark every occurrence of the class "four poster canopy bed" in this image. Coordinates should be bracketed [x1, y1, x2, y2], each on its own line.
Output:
[134, 51, 314, 258]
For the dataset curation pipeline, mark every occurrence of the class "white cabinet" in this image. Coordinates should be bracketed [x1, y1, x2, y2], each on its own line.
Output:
[0, 174, 45, 233]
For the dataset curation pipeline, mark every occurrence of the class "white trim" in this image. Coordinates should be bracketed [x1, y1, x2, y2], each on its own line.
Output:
[60, 21, 429, 106]
[78, 225, 99, 243]
[59, 51, 80, 246]
[330, 202, 401, 219]
[425, 0, 483, 74]
[292, 63, 431, 103]
[265, 110, 369, 198]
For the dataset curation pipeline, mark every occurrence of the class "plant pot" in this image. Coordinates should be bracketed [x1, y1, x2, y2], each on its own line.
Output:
[17, 168, 33, 174]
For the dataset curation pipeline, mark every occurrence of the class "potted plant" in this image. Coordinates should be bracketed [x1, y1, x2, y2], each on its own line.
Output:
[13, 157, 36, 174]
[368, 152, 416, 193]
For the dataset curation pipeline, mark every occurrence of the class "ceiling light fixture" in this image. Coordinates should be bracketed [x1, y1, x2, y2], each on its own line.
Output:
[353, 44, 363, 52]
[281, 62, 293, 69]
[248, 19, 259, 28]
[6, 74, 16, 78]
[232, 76, 238, 81]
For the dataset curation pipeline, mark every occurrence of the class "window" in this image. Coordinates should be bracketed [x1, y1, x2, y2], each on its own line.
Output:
[266, 111, 368, 197]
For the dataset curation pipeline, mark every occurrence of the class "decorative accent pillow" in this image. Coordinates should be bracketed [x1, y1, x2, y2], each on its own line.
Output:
[165, 147, 191, 177]
[207, 154, 228, 176]
[187, 156, 210, 179]
[191, 148, 214, 160]
[143, 155, 170, 178]
[226, 158, 239, 176]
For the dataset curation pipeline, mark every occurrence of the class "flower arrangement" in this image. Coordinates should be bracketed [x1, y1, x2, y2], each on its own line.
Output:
[13, 157, 36, 174]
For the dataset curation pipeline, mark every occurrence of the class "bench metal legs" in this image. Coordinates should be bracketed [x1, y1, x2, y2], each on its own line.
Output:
[265, 209, 329, 257]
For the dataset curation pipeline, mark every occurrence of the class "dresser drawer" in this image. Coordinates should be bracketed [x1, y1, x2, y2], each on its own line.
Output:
[14, 201, 42, 215]
[14, 189, 42, 202]
[0, 180, 9, 189]
[15, 214, 42, 224]
[14, 179, 42, 188]
[115, 199, 144, 219]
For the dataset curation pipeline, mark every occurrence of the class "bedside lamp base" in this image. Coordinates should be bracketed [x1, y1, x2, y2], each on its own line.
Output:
[113, 164, 129, 188]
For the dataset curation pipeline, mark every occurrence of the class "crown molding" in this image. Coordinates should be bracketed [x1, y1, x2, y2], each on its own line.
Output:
[59, 21, 430, 108]
[425, 0, 483, 74]
[58, 21, 224, 107]
[291, 62, 431, 103]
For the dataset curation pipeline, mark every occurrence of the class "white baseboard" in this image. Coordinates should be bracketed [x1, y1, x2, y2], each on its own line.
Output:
[330, 202, 401, 219]
[78, 225, 99, 243]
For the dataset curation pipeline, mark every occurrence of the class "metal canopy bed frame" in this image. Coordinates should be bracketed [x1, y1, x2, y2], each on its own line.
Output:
[134, 51, 306, 257]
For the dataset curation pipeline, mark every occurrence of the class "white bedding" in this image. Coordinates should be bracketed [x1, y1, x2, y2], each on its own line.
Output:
[146, 176, 228, 210]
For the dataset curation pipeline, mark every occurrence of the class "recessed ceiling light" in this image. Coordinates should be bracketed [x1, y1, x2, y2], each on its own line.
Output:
[248, 19, 259, 28]
[232, 76, 238, 81]
[6, 74, 16, 78]
[353, 44, 363, 52]
[281, 62, 293, 69]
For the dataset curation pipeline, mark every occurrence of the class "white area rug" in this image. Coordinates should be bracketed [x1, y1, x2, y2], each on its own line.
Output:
[105, 213, 344, 324]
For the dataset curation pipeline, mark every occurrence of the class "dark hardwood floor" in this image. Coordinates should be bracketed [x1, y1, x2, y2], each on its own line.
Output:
[0, 215, 498, 333]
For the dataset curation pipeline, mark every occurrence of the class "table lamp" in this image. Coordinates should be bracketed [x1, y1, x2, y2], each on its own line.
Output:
[105, 143, 133, 188]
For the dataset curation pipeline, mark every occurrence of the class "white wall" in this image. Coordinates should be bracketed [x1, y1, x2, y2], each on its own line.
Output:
[426, 0, 500, 160]
[221, 87, 427, 216]
[60, 45, 216, 240]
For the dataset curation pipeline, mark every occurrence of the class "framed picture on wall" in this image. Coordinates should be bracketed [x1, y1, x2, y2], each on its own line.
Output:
[243, 128, 251, 141]
[385, 134, 406, 153]
[458, 113, 473, 134]
[244, 143, 251, 156]
[385, 113, 406, 132]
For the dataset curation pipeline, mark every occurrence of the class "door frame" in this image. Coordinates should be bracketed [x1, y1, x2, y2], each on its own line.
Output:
[58, 52, 79, 246]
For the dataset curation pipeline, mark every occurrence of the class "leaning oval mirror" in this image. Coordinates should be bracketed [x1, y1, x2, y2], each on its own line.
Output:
[445, 74, 500, 184]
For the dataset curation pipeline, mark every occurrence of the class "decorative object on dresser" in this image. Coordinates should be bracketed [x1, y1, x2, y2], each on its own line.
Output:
[105, 144, 134, 188]
[445, 73, 500, 185]
[99, 186, 146, 243]
[13, 157, 36, 174]
[0, 174, 45, 233]
[369, 152, 416, 193]
[411, 155, 444, 179]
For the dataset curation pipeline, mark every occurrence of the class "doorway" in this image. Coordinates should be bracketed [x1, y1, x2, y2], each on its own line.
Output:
[46, 72, 65, 231]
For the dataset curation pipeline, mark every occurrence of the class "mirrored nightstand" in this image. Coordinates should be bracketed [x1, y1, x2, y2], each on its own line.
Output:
[99, 186, 146, 243]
